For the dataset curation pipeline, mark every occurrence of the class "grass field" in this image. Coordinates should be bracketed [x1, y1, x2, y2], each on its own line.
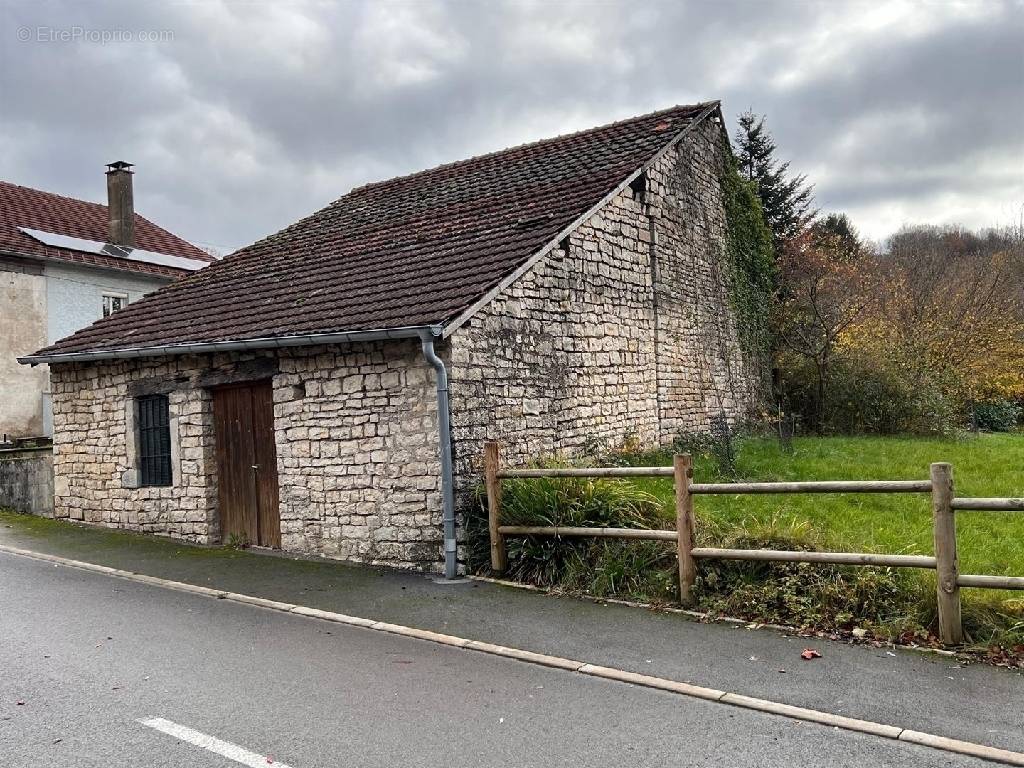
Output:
[628, 433, 1024, 580]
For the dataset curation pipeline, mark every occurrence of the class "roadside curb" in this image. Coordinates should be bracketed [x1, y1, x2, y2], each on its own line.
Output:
[4, 542, 1022, 767]
[468, 574, 959, 658]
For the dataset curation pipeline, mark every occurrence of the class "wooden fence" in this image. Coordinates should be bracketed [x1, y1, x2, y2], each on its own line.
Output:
[482, 441, 1024, 645]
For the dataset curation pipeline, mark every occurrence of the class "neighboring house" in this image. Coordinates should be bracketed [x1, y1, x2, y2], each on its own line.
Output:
[0, 163, 214, 438]
[21, 102, 757, 577]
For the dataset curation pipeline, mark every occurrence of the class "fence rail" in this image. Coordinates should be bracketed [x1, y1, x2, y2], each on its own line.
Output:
[498, 467, 675, 478]
[951, 497, 1024, 511]
[689, 547, 937, 569]
[690, 480, 933, 494]
[497, 525, 677, 541]
[482, 441, 1024, 646]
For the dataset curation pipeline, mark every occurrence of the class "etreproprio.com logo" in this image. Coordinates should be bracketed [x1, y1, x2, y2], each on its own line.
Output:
[17, 26, 175, 43]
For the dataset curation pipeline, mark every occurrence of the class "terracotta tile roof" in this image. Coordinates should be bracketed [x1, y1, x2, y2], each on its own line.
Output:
[0, 179, 214, 279]
[31, 103, 715, 359]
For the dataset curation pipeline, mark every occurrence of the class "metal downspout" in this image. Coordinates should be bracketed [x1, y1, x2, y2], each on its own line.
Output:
[420, 331, 458, 579]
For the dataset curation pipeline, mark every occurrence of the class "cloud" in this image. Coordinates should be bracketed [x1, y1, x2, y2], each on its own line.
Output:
[1, 0, 1020, 251]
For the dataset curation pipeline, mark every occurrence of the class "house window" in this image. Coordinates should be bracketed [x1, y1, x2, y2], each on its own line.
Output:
[103, 293, 128, 317]
[137, 395, 172, 487]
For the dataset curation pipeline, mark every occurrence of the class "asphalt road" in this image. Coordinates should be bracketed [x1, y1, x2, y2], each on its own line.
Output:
[0, 552, 998, 767]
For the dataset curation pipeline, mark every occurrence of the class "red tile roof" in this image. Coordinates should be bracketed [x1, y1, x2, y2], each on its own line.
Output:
[30, 103, 716, 359]
[0, 179, 214, 279]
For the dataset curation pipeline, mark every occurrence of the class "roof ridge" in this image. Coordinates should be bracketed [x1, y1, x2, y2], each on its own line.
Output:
[344, 101, 718, 198]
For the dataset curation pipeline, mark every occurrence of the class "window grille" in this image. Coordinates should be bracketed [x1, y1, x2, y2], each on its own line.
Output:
[137, 395, 172, 486]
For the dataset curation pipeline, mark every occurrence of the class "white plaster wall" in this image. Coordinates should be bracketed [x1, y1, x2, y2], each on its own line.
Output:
[45, 262, 170, 345]
[0, 267, 48, 438]
[41, 263, 171, 436]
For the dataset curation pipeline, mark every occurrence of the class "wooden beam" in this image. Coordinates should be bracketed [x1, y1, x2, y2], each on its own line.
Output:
[957, 574, 1024, 590]
[951, 497, 1024, 511]
[497, 525, 677, 541]
[690, 548, 936, 568]
[675, 454, 696, 606]
[498, 467, 674, 479]
[484, 441, 507, 573]
[690, 480, 932, 495]
[931, 463, 963, 645]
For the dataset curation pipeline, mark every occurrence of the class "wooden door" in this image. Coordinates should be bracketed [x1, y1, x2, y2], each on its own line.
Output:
[212, 380, 281, 548]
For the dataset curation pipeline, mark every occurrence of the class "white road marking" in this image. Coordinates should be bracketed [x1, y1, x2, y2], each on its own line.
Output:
[138, 717, 295, 767]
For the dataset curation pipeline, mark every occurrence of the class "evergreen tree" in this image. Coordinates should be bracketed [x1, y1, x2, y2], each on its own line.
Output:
[811, 213, 862, 262]
[735, 111, 816, 248]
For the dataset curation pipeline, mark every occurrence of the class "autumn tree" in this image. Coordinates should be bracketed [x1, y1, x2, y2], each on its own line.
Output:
[784, 222, 1024, 434]
[775, 226, 874, 431]
[871, 225, 1024, 409]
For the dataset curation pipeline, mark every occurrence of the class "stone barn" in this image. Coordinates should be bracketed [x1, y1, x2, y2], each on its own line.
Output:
[21, 102, 758, 577]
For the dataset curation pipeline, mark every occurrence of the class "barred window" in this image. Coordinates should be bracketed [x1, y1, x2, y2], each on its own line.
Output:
[137, 395, 172, 487]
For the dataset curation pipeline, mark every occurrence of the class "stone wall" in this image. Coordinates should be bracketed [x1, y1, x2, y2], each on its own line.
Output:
[447, 114, 756, 489]
[649, 117, 755, 434]
[273, 341, 443, 570]
[447, 181, 661, 482]
[0, 443, 53, 515]
[50, 354, 219, 541]
[47, 341, 444, 570]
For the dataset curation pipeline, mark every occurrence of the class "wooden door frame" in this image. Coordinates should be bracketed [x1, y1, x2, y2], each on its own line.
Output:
[211, 379, 281, 548]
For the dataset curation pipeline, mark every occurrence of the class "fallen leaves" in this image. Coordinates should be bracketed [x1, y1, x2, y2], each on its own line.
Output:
[983, 644, 1024, 670]
[800, 648, 822, 660]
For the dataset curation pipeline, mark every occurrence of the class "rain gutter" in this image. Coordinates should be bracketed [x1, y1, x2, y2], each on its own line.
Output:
[17, 326, 440, 366]
[418, 329, 458, 579]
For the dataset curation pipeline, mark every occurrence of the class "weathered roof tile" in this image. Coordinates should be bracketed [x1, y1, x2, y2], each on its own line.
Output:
[32, 103, 713, 358]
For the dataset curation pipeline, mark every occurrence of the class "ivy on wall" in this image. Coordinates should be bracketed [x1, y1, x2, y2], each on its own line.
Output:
[719, 153, 776, 379]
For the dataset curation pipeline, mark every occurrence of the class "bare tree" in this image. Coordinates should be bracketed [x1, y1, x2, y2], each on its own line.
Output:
[776, 227, 874, 431]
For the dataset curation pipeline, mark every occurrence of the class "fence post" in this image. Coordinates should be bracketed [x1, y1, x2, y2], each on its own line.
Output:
[675, 453, 696, 606]
[931, 462, 963, 645]
[484, 441, 507, 573]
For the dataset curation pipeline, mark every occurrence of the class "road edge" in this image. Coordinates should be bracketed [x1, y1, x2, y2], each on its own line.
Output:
[3, 542, 1021, 767]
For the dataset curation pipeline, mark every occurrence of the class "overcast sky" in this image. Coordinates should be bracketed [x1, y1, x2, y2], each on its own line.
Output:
[1, 0, 1021, 254]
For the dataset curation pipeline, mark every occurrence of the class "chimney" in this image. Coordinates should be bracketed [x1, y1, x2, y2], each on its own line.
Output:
[105, 161, 135, 247]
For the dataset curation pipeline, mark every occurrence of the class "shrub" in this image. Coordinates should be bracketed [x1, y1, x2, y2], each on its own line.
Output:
[497, 474, 662, 529]
[697, 561, 926, 634]
[468, 466, 676, 599]
[972, 400, 1023, 432]
[830, 358, 960, 436]
[690, 514, 925, 633]
[782, 354, 961, 436]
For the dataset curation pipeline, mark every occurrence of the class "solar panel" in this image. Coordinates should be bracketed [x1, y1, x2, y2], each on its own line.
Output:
[18, 227, 210, 272]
